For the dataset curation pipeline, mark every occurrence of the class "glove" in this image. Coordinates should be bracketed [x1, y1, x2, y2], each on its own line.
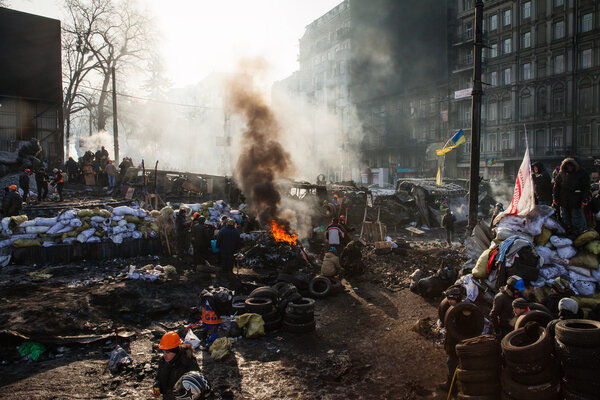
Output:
[152, 387, 160, 397]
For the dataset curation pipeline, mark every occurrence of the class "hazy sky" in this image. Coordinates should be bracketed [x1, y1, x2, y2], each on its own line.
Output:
[9, 0, 343, 87]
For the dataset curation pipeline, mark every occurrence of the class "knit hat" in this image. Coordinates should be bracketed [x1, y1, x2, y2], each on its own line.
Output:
[512, 298, 529, 309]
[558, 298, 578, 314]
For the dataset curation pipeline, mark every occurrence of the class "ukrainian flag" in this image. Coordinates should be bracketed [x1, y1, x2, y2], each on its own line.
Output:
[436, 129, 466, 156]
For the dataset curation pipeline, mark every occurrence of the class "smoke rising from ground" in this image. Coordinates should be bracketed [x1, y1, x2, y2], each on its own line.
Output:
[226, 63, 295, 226]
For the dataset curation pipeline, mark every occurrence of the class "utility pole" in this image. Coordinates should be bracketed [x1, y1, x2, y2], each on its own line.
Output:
[111, 67, 120, 162]
[467, 0, 484, 233]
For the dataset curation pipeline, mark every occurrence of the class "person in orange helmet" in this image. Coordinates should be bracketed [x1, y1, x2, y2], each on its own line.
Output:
[153, 331, 200, 399]
[3, 185, 23, 217]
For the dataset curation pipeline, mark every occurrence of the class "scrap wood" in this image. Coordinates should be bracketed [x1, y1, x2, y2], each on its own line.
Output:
[405, 226, 425, 236]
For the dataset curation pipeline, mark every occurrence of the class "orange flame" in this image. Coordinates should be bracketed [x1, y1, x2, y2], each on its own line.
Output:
[270, 220, 297, 245]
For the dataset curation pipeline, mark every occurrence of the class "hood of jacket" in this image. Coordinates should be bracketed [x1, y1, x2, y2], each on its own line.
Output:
[560, 157, 579, 172]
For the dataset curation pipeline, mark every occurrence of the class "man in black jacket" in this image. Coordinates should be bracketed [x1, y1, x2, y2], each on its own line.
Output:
[191, 214, 213, 265]
[18, 169, 31, 202]
[441, 210, 456, 246]
[531, 161, 553, 206]
[489, 275, 525, 338]
[216, 219, 241, 276]
[153, 331, 199, 399]
[553, 157, 590, 235]
[3, 185, 22, 217]
[175, 209, 190, 258]
[35, 167, 48, 202]
[437, 286, 463, 393]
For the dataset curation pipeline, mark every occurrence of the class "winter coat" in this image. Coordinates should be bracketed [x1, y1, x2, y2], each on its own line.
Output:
[325, 223, 344, 245]
[155, 344, 199, 399]
[105, 163, 118, 177]
[3, 191, 23, 217]
[66, 158, 78, 173]
[441, 213, 456, 229]
[35, 171, 47, 186]
[321, 252, 341, 276]
[191, 221, 212, 252]
[531, 162, 553, 204]
[216, 225, 241, 254]
[18, 173, 30, 191]
[174, 212, 189, 237]
[553, 158, 590, 210]
[489, 287, 517, 336]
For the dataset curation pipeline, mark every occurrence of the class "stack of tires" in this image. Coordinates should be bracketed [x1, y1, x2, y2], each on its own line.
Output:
[277, 271, 310, 296]
[244, 286, 282, 332]
[514, 309, 553, 330]
[500, 325, 561, 400]
[283, 297, 316, 333]
[455, 335, 501, 400]
[554, 319, 600, 399]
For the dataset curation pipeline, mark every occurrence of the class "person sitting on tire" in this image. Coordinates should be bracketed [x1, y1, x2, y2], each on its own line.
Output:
[510, 298, 530, 328]
[437, 286, 463, 394]
[321, 247, 341, 277]
[546, 298, 582, 338]
[153, 331, 200, 399]
[543, 277, 575, 318]
[490, 275, 525, 339]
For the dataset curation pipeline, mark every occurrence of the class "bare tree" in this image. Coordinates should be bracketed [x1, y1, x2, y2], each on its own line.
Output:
[0, 1, 11, 8]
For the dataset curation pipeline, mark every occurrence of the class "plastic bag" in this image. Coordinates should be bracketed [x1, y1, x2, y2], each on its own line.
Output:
[209, 337, 233, 360]
[236, 313, 265, 338]
[473, 249, 491, 279]
[184, 329, 201, 349]
[18, 341, 46, 361]
[534, 228, 552, 246]
[108, 345, 133, 373]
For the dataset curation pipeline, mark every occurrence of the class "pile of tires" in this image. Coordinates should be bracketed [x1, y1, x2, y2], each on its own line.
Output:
[514, 310, 553, 330]
[277, 271, 310, 296]
[245, 286, 281, 332]
[308, 275, 343, 298]
[283, 297, 316, 333]
[554, 319, 600, 399]
[444, 302, 485, 344]
[455, 335, 501, 400]
[500, 325, 561, 400]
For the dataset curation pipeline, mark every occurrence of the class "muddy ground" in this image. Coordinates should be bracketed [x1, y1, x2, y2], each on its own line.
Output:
[0, 228, 466, 400]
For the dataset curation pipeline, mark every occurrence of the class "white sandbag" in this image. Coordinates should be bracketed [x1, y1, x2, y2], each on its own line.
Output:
[111, 215, 123, 222]
[539, 265, 561, 280]
[86, 236, 101, 243]
[535, 246, 554, 264]
[19, 220, 37, 228]
[592, 268, 600, 283]
[42, 241, 57, 247]
[135, 209, 147, 218]
[112, 206, 136, 216]
[544, 217, 566, 234]
[56, 225, 73, 234]
[118, 219, 127, 227]
[25, 225, 50, 234]
[550, 236, 573, 248]
[34, 217, 57, 226]
[76, 228, 95, 243]
[557, 246, 576, 259]
[58, 209, 78, 221]
[11, 233, 38, 240]
[126, 223, 136, 231]
[568, 266, 592, 278]
[122, 232, 132, 239]
[110, 234, 123, 244]
[496, 227, 521, 241]
[132, 231, 142, 239]
[91, 216, 107, 223]
[144, 217, 156, 222]
[69, 218, 83, 228]
[62, 237, 77, 245]
[112, 226, 126, 235]
[573, 281, 596, 296]
[0, 239, 12, 248]
[150, 230, 158, 238]
[1, 217, 11, 235]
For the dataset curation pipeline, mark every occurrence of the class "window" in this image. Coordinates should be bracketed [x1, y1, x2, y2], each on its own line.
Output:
[488, 102, 498, 121]
[490, 71, 497, 86]
[537, 62, 546, 78]
[464, 21, 474, 40]
[463, 0, 474, 11]
[522, 63, 532, 80]
[582, 49, 592, 69]
[490, 14, 498, 31]
[502, 98, 512, 119]
[503, 9, 511, 26]
[552, 128, 564, 150]
[490, 42, 498, 58]
[578, 125, 591, 147]
[460, 103, 471, 124]
[554, 55, 564, 74]
[463, 48, 474, 64]
[522, 2, 531, 19]
[522, 31, 531, 48]
[553, 86, 564, 112]
[520, 90, 533, 117]
[579, 83, 592, 111]
[537, 88, 547, 116]
[554, 21, 565, 39]
[504, 67, 511, 85]
[503, 38, 512, 54]
[488, 133, 497, 152]
[502, 133, 511, 150]
[582, 13, 593, 32]
[554, 0, 564, 7]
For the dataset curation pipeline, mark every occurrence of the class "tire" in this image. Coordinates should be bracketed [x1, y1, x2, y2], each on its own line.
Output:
[458, 394, 499, 400]
[282, 319, 316, 333]
[501, 326, 553, 363]
[309, 276, 332, 298]
[555, 319, 600, 348]
[244, 297, 273, 314]
[456, 335, 500, 359]
[504, 354, 553, 375]
[278, 292, 302, 313]
[459, 355, 500, 370]
[562, 376, 600, 397]
[327, 276, 343, 295]
[514, 310, 553, 330]
[445, 303, 485, 342]
[554, 338, 600, 369]
[248, 286, 278, 301]
[562, 387, 599, 400]
[460, 380, 500, 396]
[500, 370, 560, 400]
[563, 366, 600, 381]
[272, 282, 289, 293]
[456, 368, 498, 383]
[508, 359, 559, 386]
[261, 308, 281, 322]
[286, 297, 315, 314]
[283, 312, 314, 324]
[264, 317, 282, 332]
[232, 299, 246, 315]
[292, 271, 311, 290]
[439, 297, 451, 324]
[277, 283, 298, 299]
[277, 272, 295, 284]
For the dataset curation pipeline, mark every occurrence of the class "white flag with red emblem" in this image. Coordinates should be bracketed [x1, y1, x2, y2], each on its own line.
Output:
[494, 145, 536, 224]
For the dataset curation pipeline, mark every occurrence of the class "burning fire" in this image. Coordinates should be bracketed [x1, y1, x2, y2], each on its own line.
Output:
[270, 220, 297, 245]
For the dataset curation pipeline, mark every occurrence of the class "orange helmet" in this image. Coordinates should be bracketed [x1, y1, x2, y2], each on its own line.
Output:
[8, 185, 17, 191]
[159, 331, 181, 350]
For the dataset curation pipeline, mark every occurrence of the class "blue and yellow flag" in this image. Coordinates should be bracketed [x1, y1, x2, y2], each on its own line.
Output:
[487, 156, 497, 166]
[436, 129, 466, 156]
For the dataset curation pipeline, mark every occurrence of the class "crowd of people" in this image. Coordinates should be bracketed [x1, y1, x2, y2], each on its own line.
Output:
[2, 167, 64, 217]
[66, 146, 134, 188]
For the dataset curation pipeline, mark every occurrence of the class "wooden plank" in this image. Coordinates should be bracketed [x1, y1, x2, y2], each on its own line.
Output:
[405, 226, 425, 236]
